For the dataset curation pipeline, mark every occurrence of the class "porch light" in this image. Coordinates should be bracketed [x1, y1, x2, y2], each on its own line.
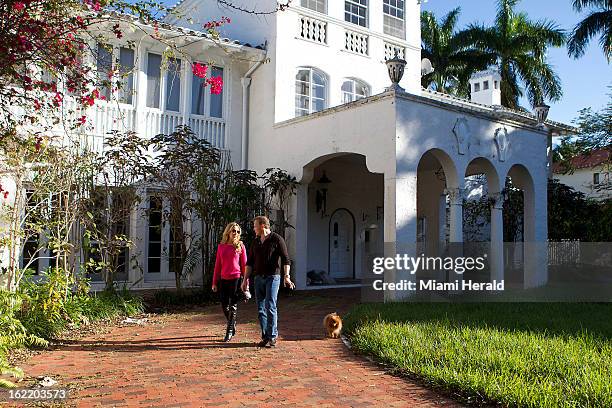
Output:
[385, 51, 406, 92]
[315, 171, 331, 216]
[534, 103, 550, 125]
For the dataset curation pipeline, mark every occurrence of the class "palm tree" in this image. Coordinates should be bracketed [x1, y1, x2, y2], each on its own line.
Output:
[567, 0, 612, 61]
[456, 0, 566, 109]
[421, 8, 493, 97]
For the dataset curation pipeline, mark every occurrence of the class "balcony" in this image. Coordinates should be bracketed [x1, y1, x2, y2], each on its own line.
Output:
[50, 100, 226, 153]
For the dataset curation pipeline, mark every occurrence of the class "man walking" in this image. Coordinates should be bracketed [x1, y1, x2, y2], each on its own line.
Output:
[242, 215, 295, 347]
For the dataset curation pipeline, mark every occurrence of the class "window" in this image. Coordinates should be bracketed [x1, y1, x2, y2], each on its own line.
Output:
[383, 0, 405, 38]
[191, 65, 206, 115]
[341, 78, 369, 103]
[21, 190, 41, 274]
[96, 43, 113, 101]
[295, 68, 327, 117]
[210, 66, 224, 118]
[483, 80, 489, 90]
[168, 207, 182, 274]
[301, 0, 326, 13]
[474, 82, 480, 92]
[146, 53, 162, 108]
[147, 196, 163, 274]
[118, 47, 135, 104]
[594, 173, 600, 185]
[345, 0, 367, 27]
[165, 58, 182, 112]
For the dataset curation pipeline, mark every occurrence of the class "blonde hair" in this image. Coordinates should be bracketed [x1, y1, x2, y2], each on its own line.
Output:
[221, 222, 243, 251]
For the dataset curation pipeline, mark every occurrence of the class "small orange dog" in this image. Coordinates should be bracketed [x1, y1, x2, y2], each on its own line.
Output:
[323, 312, 342, 338]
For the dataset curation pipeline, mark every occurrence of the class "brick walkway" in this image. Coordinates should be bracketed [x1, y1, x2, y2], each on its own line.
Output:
[7, 289, 462, 407]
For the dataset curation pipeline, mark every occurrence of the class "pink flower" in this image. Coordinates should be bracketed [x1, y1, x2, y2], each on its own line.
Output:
[78, 115, 87, 125]
[13, 2, 25, 11]
[208, 76, 223, 95]
[192, 62, 208, 78]
[3, 191, 9, 199]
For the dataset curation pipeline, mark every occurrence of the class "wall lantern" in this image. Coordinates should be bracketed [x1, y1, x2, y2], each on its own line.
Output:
[315, 171, 331, 216]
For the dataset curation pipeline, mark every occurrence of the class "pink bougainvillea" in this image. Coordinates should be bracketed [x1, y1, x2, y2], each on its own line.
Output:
[191, 62, 208, 78]
[208, 76, 223, 95]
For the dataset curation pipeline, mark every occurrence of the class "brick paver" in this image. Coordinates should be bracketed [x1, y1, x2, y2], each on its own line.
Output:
[7, 289, 462, 407]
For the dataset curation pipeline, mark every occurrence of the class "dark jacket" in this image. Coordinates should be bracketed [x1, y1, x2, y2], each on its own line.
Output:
[246, 232, 290, 276]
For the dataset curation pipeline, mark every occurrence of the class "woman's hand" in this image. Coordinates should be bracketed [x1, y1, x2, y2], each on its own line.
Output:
[212, 284, 217, 292]
[240, 279, 248, 293]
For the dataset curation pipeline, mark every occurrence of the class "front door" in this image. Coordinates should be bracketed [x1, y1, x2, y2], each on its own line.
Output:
[329, 209, 354, 279]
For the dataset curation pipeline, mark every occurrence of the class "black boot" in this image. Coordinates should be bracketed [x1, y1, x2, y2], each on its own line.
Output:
[231, 309, 237, 336]
[224, 306, 237, 342]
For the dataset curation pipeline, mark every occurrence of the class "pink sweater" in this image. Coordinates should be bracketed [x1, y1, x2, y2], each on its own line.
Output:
[212, 243, 247, 286]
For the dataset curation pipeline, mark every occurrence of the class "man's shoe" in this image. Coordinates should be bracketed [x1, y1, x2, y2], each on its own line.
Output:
[267, 338, 277, 347]
[257, 338, 269, 347]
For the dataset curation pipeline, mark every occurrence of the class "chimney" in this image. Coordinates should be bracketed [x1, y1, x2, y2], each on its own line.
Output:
[469, 70, 501, 106]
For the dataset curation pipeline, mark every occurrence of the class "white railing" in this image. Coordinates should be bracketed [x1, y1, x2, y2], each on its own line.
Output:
[189, 117, 226, 149]
[298, 15, 327, 44]
[345, 30, 369, 56]
[92, 104, 136, 137]
[143, 110, 184, 138]
[384, 42, 405, 60]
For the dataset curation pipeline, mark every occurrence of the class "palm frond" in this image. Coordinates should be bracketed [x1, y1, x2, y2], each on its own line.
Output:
[568, 10, 612, 58]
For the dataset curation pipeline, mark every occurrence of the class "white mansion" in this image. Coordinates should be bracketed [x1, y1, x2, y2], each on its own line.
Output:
[6, 0, 575, 293]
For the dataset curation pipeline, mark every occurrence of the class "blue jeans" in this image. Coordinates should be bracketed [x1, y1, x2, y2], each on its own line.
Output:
[254, 275, 280, 340]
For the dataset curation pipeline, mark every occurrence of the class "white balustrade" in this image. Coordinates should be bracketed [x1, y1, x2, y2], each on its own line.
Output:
[384, 42, 406, 60]
[298, 15, 327, 44]
[142, 110, 184, 138]
[345, 30, 369, 56]
[189, 116, 226, 149]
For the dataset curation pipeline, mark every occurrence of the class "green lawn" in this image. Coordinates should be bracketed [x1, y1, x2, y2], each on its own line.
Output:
[344, 303, 612, 408]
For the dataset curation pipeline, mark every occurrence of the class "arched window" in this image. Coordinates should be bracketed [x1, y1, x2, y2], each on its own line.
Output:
[295, 67, 327, 117]
[341, 78, 370, 103]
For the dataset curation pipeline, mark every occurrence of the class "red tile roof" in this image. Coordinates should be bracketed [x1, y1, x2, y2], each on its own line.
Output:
[553, 148, 611, 173]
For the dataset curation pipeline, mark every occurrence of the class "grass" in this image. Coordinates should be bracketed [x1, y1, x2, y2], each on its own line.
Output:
[344, 303, 612, 408]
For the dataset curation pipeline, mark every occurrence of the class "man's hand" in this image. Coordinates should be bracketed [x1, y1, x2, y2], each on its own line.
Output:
[283, 275, 295, 290]
[212, 284, 217, 292]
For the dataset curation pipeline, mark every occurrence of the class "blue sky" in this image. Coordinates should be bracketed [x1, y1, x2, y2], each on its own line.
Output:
[421, 0, 610, 123]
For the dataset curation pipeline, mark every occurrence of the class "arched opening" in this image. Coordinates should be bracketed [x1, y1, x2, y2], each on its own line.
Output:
[464, 157, 502, 282]
[416, 149, 459, 256]
[302, 153, 383, 287]
[505, 164, 535, 287]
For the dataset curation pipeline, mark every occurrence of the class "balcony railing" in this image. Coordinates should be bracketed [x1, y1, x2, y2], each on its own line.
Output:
[384, 42, 406, 60]
[298, 15, 327, 44]
[45, 101, 226, 151]
[345, 30, 369, 56]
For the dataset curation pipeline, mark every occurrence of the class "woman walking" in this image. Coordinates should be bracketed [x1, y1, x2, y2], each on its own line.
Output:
[212, 222, 248, 342]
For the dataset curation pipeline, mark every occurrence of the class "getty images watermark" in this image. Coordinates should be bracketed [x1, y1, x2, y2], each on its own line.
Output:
[371, 253, 505, 292]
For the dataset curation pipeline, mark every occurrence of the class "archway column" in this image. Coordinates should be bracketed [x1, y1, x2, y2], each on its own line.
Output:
[490, 192, 505, 282]
[294, 183, 309, 290]
[444, 187, 464, 243]
[524, 181, 547, 288]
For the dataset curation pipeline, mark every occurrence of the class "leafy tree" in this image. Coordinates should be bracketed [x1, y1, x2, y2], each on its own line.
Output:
[554, 89, 611, 191]
[421, 8, 493, 97]
[567, 0, 612, 61]
[456, 0, 566, 109]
